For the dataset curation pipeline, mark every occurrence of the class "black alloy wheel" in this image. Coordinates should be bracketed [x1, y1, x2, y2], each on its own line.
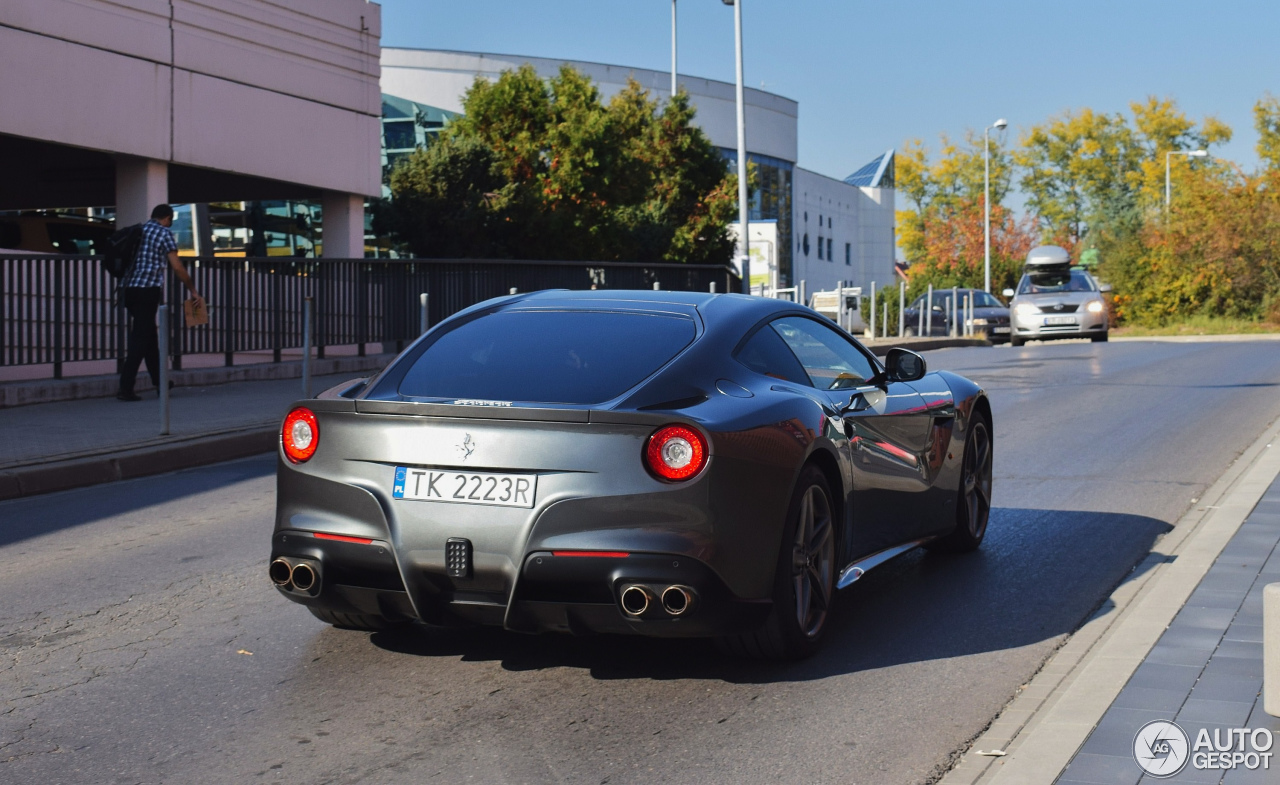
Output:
[927, 414, 993, 553]
[791, 479, 836, 639]
[718, 465, 835, 659]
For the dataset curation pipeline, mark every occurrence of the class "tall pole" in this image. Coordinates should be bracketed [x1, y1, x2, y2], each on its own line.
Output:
[731, 0, 750, 293]
[1165, 151, 1172, 210]
[984, 126, 992, 294]
[671, 0, 677, 97]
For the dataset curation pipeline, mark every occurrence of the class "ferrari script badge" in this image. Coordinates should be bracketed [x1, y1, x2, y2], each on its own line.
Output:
[457, 434, 476, 460]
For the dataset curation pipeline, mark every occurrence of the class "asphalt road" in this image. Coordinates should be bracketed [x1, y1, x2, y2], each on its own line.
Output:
[3, 339, 1280, 785]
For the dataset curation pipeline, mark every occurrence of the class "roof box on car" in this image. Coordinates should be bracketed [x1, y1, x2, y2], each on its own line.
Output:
[1024, 245, 1072, 270]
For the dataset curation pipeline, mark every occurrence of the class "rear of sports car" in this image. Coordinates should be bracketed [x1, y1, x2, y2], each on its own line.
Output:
[269, 297, 781, 637]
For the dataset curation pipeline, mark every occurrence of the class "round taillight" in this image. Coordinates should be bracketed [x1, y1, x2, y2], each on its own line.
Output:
[645, 425, 708, 481]
[282, 408, 319, 463]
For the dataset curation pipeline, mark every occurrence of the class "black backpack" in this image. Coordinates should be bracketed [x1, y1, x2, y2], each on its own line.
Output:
[103, 223, 143, 279]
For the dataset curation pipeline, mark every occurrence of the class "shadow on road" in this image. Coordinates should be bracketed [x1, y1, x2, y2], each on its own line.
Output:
[365, 506, 1172, 684]
[0, 454, 274, 548]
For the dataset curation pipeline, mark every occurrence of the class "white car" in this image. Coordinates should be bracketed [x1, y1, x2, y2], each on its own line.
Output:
[1002, 246, 1110, 347]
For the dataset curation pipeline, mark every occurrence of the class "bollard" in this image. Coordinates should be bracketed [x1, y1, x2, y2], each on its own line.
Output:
[1266, 583, 1280, 716]
[951, 286, 958, 337]
[510, 287, 518, 295]
[302, 297, 313, 399]
[882, 300, 888, 337]
[654, 281, 661, 291]
[899, 281, 905, 337]
[419, 293, 429, 336]
[925, 284, 933, 337]
[799, 279, 807, 308]
[869, 281, 877, 340]
[709, 281, 717, 293]
[158, 305, 170, 436]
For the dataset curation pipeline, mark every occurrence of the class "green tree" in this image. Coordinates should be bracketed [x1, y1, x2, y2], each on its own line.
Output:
[386, 65, 738, 264]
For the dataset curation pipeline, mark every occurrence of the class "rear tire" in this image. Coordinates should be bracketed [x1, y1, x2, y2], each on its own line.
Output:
[1009, 335, 1025, 347]
[308, 606, 408, 631]
[1091, 332, 1108, 343]
[926, 413, 993, 554]
[718, 466, 836, 660]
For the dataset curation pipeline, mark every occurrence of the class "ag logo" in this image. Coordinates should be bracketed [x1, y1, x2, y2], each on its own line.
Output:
[1134, 720, 1189, 777]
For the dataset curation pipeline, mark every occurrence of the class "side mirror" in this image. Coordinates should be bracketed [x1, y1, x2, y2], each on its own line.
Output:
[1001, 288, 1015, 298]
[1099, 283, 1113, 293]
[884, 348, 927, 383]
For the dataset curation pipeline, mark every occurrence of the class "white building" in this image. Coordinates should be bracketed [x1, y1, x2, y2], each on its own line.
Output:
[0, 0, 382, 256]
[791, 152, 896, 298]
[380, 48, 894, 292]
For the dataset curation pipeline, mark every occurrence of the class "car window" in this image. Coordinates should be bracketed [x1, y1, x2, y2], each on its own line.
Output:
[972, 291, 1003, 308]
[397, 310, 695, 405]
[734, 323, 811, 385]
[769, 316, 878, 391]
[1017, 270, 1098, 295]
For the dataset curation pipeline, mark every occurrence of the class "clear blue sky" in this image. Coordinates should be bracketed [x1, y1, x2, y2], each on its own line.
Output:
[376, 0, 1277, 187]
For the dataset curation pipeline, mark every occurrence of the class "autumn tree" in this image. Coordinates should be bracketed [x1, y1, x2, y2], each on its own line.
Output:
[386, 65, 739, 264]
[1255, 94, 1280, 171]
[895, 132, 1015, 281]
[1016, 98, 1230, 245]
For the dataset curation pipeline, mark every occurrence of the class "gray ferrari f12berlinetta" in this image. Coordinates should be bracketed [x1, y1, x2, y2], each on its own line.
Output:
[269, 290, 992, 659]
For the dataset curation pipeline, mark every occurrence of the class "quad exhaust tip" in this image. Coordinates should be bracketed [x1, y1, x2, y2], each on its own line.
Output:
[620, 585, 652, 616]
[290, 563, 318, 594]
[269, 558, 321, 596]
[661, 585, 694, 616]
[269, 558, 293, 587]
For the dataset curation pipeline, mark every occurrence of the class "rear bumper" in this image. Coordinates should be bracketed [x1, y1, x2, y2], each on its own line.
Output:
[270, 530, 771, 637]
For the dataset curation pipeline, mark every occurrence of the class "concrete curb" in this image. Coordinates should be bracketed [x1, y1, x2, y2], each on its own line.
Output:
[0, 427, 276, 502]
[0, 353, 394, 409]
[863, 337, 992, 355]
[1110, 333, 1280, 343]
[939, 414, 1280, 784]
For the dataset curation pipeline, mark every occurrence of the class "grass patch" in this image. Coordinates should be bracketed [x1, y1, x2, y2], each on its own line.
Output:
[1113, 315, 1280, 336]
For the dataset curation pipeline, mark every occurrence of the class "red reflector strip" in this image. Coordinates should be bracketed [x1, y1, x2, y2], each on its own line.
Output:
[313, 532, 374, 545]
[551, 550, 629, 558]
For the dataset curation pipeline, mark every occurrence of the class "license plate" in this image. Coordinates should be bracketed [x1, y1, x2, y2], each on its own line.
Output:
[1044, 316, 1077, 326]
[393, 467, 536, 508]
[992, 326, 1011, 333]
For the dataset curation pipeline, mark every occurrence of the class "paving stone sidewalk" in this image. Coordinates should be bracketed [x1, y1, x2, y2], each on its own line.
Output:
[0, 370, 373, 471]
[1057, 475, 1280, 784]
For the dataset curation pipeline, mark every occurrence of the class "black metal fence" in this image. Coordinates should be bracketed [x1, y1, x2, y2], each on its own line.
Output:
[1, 255, 740, 377]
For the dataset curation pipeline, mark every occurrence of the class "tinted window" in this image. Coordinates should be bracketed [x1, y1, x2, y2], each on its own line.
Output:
[398, 310, 695, 405]
[1018, 270, 1097, 294]
[735, 324, 810, 385]
[771, 317, 877, 390]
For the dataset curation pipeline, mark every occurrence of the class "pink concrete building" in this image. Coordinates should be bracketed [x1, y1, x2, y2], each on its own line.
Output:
[0, 0, 383, 257]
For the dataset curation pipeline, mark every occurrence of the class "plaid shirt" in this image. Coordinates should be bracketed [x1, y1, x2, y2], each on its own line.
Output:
[122, 219, 177, 289]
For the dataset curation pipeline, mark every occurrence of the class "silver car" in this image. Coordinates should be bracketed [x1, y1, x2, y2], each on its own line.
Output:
[1003, 267, 1110, 347]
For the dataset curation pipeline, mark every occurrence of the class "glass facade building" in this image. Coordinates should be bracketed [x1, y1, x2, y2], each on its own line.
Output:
[723, 149, 794, 287]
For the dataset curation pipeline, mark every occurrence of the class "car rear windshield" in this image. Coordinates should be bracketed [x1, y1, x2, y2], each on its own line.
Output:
[1017, 270, 1097, 294]
[397, 310, 697, 405]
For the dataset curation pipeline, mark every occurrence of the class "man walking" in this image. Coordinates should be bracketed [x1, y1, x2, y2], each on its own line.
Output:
[117, 204, 203, 402]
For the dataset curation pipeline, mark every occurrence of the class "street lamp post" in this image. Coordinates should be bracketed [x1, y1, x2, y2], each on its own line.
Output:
[670, 0, 677, 97]
[722, 0, 749, 293]
[1166, 149, 1208, 209]
[984, 118, 1007, 294]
